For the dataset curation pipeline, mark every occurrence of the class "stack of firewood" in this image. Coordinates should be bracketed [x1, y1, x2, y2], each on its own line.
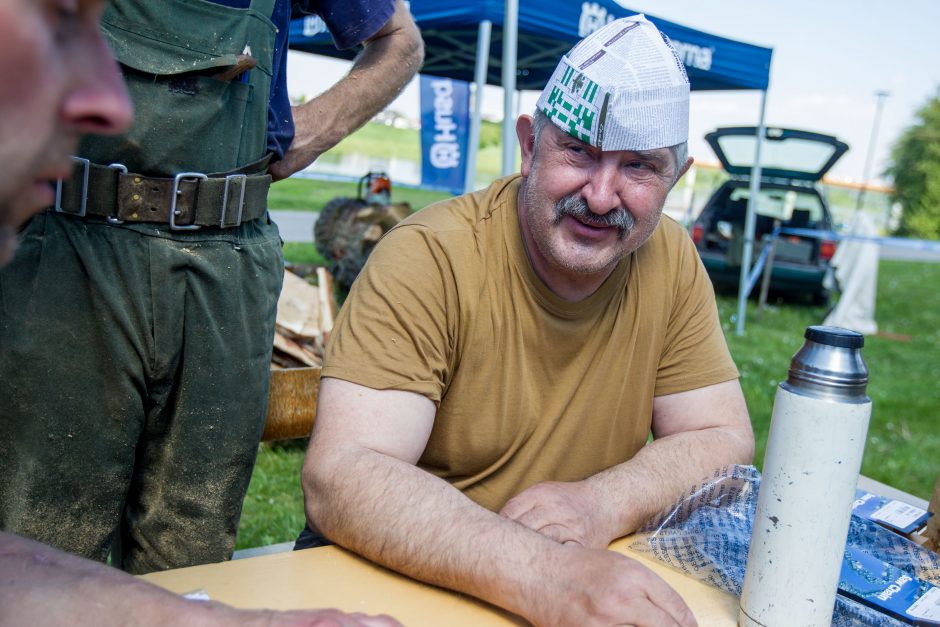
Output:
[272, 267, 337, 369]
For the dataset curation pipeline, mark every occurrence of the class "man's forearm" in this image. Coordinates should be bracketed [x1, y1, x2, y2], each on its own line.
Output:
[306, 13, 423, 149]
[0, 532, 213, 626]
[275, 1, 423, 178]
[579, 379, 755, 543]
[585, 422, 755, 539]
[304, 445, 559, 620]
[0, 532, 399, 626]
[305, 444, 701, 626]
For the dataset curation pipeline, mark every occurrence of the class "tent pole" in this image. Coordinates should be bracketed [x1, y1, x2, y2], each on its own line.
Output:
[501, 0, 519, 176]
[465, 20, 492, 194]
[735, 89, 768, 336]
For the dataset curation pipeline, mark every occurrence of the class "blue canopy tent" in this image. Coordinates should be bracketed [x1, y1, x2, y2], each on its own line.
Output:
[289, 0, 773, 333]
[288, 2, 770, 91]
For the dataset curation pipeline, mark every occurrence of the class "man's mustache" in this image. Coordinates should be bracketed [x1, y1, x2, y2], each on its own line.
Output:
[553, 193, 635, 238]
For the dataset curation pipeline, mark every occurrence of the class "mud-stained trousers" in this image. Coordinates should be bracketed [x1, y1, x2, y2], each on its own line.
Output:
[0, 210, 283, 574]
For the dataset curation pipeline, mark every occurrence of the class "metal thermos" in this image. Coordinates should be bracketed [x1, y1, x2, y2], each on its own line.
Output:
[739, 326, 871, 627]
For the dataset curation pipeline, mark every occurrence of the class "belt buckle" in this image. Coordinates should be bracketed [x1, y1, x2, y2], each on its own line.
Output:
[170, 172, 207, 231]
[220, 173, 247, 228]
[106, 163, 128, 224]
[54, 156, 90, 216]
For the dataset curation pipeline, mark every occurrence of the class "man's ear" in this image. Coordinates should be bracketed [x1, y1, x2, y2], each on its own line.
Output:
[673, 156, 694, 187]
[516, 115, 536, 177]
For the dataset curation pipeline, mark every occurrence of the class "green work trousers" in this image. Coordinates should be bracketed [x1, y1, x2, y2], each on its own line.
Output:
[0, 211, 283, 574]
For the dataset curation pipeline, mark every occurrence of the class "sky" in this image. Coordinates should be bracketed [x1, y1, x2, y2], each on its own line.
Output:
[285, 0, 940, 184]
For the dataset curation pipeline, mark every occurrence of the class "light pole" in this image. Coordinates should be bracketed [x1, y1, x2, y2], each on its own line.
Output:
[855, 90, 890, 214]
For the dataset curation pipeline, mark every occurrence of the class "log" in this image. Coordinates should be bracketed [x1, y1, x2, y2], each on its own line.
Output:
[262, 367, 321, 442]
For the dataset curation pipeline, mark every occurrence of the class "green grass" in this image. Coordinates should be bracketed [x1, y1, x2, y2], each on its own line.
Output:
[238, 258, 940, 549]
[238, 440, 308, 549]
[338, 118, 503, 157]
[858, 261, 940, 495]
[270, 119, 515, 201]
[330, 123, 421, 161]
[718, 260, 940, 502]
[269, 177, 451, 212]
[282, 242, 326, 266]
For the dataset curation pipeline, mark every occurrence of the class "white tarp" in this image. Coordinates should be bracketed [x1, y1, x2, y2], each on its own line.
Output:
[823, 212, 879, 335]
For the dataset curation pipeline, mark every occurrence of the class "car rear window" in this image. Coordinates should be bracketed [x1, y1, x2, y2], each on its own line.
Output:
[727, 188, 825, 225]
[711, 132, 844, 180]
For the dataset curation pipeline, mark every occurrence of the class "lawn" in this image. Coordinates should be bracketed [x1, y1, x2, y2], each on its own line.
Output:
[719, 261, 940, 501]
[269, 177, 451, 212]
[236, 251, 940, 550]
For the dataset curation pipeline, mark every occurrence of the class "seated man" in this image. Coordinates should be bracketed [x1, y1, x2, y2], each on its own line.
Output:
[0, 1, 397, 625]
[301, 15, 753, 627]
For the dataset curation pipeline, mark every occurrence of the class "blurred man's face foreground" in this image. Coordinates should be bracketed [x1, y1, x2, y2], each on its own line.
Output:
[0, 0, 132, 266]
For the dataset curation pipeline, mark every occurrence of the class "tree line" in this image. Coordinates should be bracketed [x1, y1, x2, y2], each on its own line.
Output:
[888, 88, 940, 239]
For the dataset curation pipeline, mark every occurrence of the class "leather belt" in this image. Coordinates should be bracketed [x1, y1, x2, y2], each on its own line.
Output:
[54, 156, 272, 230]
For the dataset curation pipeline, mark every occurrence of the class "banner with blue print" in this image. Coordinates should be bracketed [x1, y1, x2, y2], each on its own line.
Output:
[420, 75, 470, 194]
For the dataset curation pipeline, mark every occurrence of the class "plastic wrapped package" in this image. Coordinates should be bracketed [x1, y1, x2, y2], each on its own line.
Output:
[628, 465, 940, 626]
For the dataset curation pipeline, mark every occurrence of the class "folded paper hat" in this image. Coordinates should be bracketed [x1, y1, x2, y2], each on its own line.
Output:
[536, 14, 690, 151]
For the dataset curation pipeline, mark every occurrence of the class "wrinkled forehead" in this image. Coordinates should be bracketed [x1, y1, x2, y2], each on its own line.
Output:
[540, 117, 677, 169]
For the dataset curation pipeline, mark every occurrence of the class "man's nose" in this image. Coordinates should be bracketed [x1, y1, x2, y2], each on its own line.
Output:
[580, 162, 623, 216]
[63, 34, 133, 136]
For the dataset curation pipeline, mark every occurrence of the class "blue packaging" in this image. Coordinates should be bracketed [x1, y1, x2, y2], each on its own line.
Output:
[840, 544, 940, 624]
[853, 489, 933, 535]
[630, 466, 940, 627]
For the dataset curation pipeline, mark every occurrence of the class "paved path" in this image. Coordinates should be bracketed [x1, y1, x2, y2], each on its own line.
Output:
[271, 209, 316, 243]
[876, 241, 940, 262]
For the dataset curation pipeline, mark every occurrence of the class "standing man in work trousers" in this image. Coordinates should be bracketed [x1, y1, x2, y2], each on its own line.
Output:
[300, 15, 753, 626]
[0, 0, 423, 574]
[0, 1, 400, 624]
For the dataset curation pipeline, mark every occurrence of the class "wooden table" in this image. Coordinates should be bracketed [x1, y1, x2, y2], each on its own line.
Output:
[141, 537, 738, 626]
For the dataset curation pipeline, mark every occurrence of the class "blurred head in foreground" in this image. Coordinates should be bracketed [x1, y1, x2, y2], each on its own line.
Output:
[0, 0, 132, 266]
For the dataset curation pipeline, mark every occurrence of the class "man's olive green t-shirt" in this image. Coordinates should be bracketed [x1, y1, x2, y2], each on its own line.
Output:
[323, 175, 738, 511]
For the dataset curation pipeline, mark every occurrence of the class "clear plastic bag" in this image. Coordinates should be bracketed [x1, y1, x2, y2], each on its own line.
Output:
[628, 465, 940, 626]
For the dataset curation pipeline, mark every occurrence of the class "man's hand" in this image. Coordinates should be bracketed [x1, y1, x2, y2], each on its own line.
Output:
[499, 482, 699, 625]
[526, 545, 697, 627]
[499, 480, 616, 549]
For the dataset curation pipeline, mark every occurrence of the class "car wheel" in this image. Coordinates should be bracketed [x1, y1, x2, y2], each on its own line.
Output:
[812, 289, 830, 307]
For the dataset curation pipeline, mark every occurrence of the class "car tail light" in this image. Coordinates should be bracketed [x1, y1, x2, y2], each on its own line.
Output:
[820, 239, 836, 261]
[691, 224, 704, 245]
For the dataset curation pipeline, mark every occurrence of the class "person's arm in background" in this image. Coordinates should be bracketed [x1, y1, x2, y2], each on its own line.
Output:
[302, 377, 698, 627]
[499, 379, 754, 548]
[269, 0, 424, 180]
[0, 531, 399, 627]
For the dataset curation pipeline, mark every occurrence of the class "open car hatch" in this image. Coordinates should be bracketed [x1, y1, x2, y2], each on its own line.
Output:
[705, 126, 849, 182]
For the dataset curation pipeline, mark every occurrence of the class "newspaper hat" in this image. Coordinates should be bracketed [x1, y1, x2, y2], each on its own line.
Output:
[536, 14, 690, 151]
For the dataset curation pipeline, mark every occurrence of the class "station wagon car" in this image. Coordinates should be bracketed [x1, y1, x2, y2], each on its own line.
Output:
[691, 126, 849, 305]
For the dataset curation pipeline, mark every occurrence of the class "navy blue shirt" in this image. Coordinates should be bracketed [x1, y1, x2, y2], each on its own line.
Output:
[209, 0, 395, 159]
